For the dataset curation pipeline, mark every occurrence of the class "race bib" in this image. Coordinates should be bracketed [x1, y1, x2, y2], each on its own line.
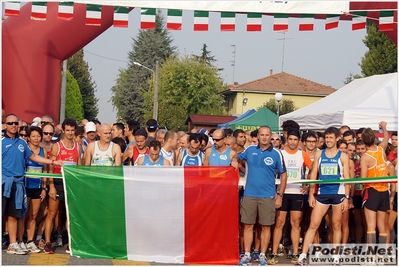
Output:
[26, 166, 42, 178]
[63, 161, 77, 166]
[287, 168, 301, 179]
[320, 163, 338, 176]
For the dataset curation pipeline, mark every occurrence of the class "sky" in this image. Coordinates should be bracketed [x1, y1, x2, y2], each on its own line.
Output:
[83, 8, 368, 124]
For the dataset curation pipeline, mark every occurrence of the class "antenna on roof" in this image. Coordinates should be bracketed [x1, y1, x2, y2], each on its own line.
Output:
[230, 44, 236, 84]
[277, 32, 292, 72]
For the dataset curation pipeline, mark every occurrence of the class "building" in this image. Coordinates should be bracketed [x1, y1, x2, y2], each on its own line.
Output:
[185, 114, 237, 132]
[222, 70, 337, 115]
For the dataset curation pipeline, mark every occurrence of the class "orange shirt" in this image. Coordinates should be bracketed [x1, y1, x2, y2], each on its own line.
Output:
[365, 146, 388, 192]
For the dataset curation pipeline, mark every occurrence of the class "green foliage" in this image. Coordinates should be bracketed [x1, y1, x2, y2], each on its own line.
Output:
[142, 56, 226, 130]
[359, 23, 397, 77]
[192, 43, 217, 67]
[111, 11, 176, 124]
[343, 72, 363, 85]
[65, 71, 84, 122]
[260, 98, 297, 116]
[67, 50, 99, 121]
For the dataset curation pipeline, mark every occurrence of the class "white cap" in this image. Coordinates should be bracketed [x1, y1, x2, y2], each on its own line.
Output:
[32, 117, 41, 124]
[85, 121, 96, 133]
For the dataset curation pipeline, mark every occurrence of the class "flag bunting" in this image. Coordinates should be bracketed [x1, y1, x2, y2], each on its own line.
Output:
[4, 1, 20, 17]
[86, 4, 102, 26]
[220, 12, 236, 31]
[31, 2, 47, 21]
[114, 6, 129, 28]
[58, 2, 74, 20]
[379, 10, 394, 31]
[273, 13, 289, 32]
[247, 12, 262, 32]
[325, 14, 340, 30]
[141, 8, 156, 29]
[299, 14, 314, 31]
[167, 9, 183, 30]
[352, 11, 367, 30]
[194, 10, 209, 31]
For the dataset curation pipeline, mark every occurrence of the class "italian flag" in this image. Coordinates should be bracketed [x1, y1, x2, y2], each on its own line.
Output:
[325, 14, 340, 30]
[352, 11, 367, 30]
[299, 14, 314, 31]
[167, 9, 183, 30]
[31, 2, 47, 21]
[141, 8, 156, 30]
[379, 10, 394, 31]
[4, 1, 20, 17]
[58, 2, 74, 21]
[63, 166, 239, 264]
[194, 11, 209, 31]
[220, 12, 236, 31]
[247, 13, 262, 32]
[273, 13, 289, 32]
[114, 6, 129, 28]
[86, 4, 102, 26]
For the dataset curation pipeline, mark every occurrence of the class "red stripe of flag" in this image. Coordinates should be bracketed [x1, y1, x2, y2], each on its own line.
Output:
[86, 18, 101, 25]
[167, 23, 182, 30]
[379, 23, 394, 31]
[326, 21, 339, 30]
[221, 24, 235, 31]
[114, 20, 129, 28]
[273, 25, 288, 31]
[58, 13, 73, 20]
[5, 9, 19, 17]
[31, 12, 46, 20]
[299, 24, 313, 31]
[184, 166, 239, 264]
[194, 24, 208, 31]
[352, 22, 366, 31]
[247, 25, 262, 31]
[141, 22, 156, 29]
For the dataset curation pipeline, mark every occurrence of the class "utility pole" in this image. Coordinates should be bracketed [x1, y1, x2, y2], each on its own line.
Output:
[59, 60, 67, 123]
[153, 60, 159, 120]
[277, 32, 292, 72]
[230, 44, 236, 83]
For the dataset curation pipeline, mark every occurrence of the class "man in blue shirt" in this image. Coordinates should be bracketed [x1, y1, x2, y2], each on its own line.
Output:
[2, 114, 63, 255]
[233, 126, 287, 266]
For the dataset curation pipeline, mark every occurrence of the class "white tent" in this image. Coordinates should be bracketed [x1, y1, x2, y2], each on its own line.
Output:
[280, 73, 398, 131]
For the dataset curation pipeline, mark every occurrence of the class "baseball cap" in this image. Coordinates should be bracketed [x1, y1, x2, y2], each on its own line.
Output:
[32, 117, 41, 124]
[85, 121, 96, 133]
[146, 119, 158, 129]
[198, 128, 209, 135]
[287, 129, 301, 139]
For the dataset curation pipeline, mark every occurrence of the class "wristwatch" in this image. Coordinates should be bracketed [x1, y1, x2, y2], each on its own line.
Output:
[277, 192, 284, 197]
[345, 195, 350, 199]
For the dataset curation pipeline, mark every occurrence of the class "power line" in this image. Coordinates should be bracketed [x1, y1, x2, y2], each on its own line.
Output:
[83, 49, 128, 64]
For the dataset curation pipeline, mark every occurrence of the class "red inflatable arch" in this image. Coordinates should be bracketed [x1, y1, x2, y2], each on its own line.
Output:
[2, 2, 396, 123]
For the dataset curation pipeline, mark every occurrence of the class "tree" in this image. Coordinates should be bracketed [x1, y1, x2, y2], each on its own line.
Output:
[260, 98, 297, 116]
[111, 11, 176, 124]
[65, 71, 84, 122]
[343, 72, 362, 85]
[359, 23, 397, 77]
[192, 44, 217, 66]
[67, 50, 99, 121]
[142, 56, 226, 130]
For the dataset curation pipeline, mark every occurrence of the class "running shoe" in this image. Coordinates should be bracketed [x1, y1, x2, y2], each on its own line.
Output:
[294, 254, 307, 266]
[267, 254, 278, 265]
[19, 242, 29, 253]
[7, 243, 28, 255]
[277, 243, 285, 256]
[36, 239, 46, 250]
[253, 250, 260, 261]
[291, 254, 299, 263]
[26, 241, 41, 253]
[259, 253, 267, 266]
[238, 253, 252, 266]
[44, 242, 54, 254]
[55, 235, 63, 247]
[66, 245, 70, 254]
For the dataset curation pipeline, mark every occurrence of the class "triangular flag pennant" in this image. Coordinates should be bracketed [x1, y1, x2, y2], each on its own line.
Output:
[299, 14, 314, 31]
[325, 14, 340, 30]
[114, 6, 129, 28]
[141, 8, 156, 29]
[352, 11, 367, 30]
[194, 11, 209, 31]
[31, 2, 47, 21]
[247, 13, 262, 32]
[86, 4, 102, 26]
[273, 13, 289, 32]
[58, 2, 74, 20]
[167, 9, 183, 30]
[379, 10, 394, 31]
[221, 12, 236, 31]
[5, 1, 20, 17]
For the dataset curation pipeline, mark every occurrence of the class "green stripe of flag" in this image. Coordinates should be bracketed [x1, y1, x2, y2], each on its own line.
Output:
[141, 8, 156, 15]
[327, 14, 341, 18]
[380, 10, 394, 17]
[59, 1, 73, 7]
[86, 4, 101, 12]
[114, 6, 129, 14]
[247, 12, 262, 18]
[352, 11, 367, 17]
[25, 172, 63, 179]
[221, 12, 235, 18]
[167, 9, 182, 17]
[300, 14, 314, 18]
[194, 11, 208, 18]
[64, 166, 127, 258]
[32, 1, 46, 6]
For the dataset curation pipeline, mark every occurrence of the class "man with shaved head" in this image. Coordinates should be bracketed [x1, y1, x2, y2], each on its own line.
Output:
[204, 129, 236, 166]
[84, 124, 122, 166]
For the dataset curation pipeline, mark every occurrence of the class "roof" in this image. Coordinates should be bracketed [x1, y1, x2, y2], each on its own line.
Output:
[225, 72, 336, 96]
[185, 114, 237, 125]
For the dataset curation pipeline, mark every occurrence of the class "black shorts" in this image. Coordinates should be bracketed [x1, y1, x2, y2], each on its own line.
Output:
[53, 181, 65, 202]
[353, 195, 363, 209]
[2, 183, 22, 218]
[363, 188, 389, 212]
[278, 194, 303, 211]
[393, 194, 397, 212]
[26, 188, 42, 199]
[316, 194, 345, 206]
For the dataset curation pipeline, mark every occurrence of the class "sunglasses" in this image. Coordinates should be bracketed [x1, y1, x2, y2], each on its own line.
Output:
[19, 134, 28, 137]
[41, 121, 51, 124]
[213, 137, 224, 142]
[43, 132, 54, 136]
[271, 138, 280, 141]
[6, 121, 19, 125]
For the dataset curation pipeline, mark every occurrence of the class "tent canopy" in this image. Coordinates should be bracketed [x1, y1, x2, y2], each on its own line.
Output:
[228, 107, 279, 132]
[218, 109, 256, 129]
[280, 73, 398, 131]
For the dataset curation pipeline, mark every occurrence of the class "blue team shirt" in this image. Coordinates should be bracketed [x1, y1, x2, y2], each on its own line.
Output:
[2, 134, 33, 178]
[208, 146, 232, 166]
[142, 155, 165, 166]
[181, 150, 203, 166]
[239, 144, 286, 198]
[318, 149, 344, 194]
[25, 147, 44, 189]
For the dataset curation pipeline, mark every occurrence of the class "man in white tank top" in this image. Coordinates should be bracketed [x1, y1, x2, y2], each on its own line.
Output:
[84, 124, 122, 166]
